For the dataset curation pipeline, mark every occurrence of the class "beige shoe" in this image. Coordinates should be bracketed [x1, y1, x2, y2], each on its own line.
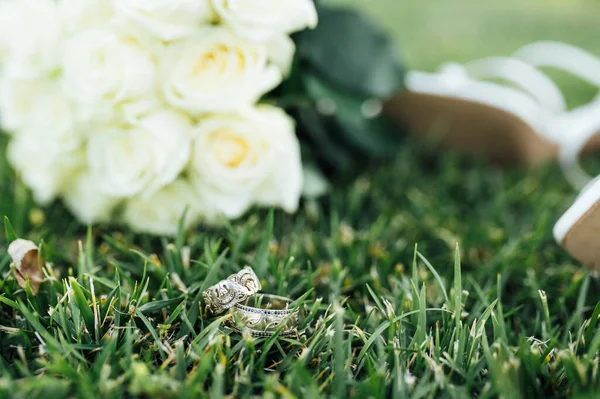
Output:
[555, 177, 600, 270]
[517, 42, 600, 269]
[385, 90, 559, 166]
[386, 41, 600, 268]
[385, 42, 600, 169]
[385, 54, 567, 165]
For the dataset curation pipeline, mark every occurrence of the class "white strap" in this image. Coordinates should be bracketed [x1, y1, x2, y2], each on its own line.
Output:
[515, 41, 600, 87]
[515, 42, 600, 188]
[464, 57, 566, 113]
[406, 47, 600, 190]
[406, 62, 552, 134]
[554, 97, 600, 189]
[560, 144, 594, 191]
[405, 66, 550, 135]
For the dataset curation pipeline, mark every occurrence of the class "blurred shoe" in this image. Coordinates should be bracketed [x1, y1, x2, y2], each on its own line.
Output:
[554, 177, 600, 270]
[384, 55, 564, 165]
[515, 42, 600, 269]
[385, 42, 600, 168]
[514, 41, 600, 189]
[386, 41, 600, 268]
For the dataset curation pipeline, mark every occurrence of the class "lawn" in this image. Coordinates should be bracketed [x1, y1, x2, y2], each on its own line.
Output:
[1, 1, 600, 398]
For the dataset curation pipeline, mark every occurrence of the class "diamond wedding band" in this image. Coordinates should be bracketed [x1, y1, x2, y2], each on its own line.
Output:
[226, 294, 299, 337]
[202, 267, 299, 337]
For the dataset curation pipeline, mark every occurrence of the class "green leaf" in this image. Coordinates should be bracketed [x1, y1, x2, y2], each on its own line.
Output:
[453, 244, 462, 331]
[333, 301, 346, 396]
[584, 300, 600, 346]
[175, 342, 187, 382]
[303, 74, 403, 157]
[295, 108, 354, 173]
[196, 247, 229, 295]
[137, 296, 184, 315]
[297, 6, 404, 98]
[356, 310, 420, 371]
[365, 284, 385, 315]
[135, 308, 167, 361]
[418, 251, 449, 303]
[4, 216, 17, 243]
[254, 210, 274, 278]
[175, 207, 189, 250]
[165, 298, 187, 325]
[0, 294, 18, 310]
[416, 284, 427, 346]
[68, 278, 95, 336]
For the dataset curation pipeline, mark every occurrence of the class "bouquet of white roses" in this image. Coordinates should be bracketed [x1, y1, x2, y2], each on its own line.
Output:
[0, 0, 405, 235]
[0, 0, 318, 235]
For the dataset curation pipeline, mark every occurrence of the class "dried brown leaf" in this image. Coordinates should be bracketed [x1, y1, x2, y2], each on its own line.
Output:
[7, 239, 46, 295]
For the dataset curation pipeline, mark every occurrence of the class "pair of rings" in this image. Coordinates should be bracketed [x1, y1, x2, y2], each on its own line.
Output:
[202, 267, 298, 337]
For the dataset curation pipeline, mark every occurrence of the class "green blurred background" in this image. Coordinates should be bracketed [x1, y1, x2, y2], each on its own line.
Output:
[327, 0, 600, 106]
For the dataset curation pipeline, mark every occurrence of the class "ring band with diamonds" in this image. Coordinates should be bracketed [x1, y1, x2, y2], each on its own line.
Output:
[202, 266, 262, 315]
[225, 294, 299, 337]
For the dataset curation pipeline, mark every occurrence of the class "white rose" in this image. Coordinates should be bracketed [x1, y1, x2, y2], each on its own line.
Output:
[123, 179, 204, 235]
[162, 28, 282, 114]
[188, 105, 303, 218]
[8, 133, 84, 205]
[0, 78, 41, 132]
[87, 109, 192, 198]
[212, 0, 317, 41]
[0, 78, 78, 135]
[302, 164, 330, 199]
[0, 2, 13, 63]
[0, 0, 62, 78]
[266, 35, 296, 77]
[61, 28, 156, 106]
[62, 171, 121, 223]
[110, 0, 213, 41]
[57, 0, 114, 33]
[4, 79, 83, 204]
[74, 96, 165, 127]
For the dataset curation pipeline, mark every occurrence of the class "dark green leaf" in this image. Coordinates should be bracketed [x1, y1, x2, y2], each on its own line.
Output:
[137, 296, 184, 315]
[303, 74, 404, 156]
[297, 6, 404, 97]
[296, 107, 354, 173]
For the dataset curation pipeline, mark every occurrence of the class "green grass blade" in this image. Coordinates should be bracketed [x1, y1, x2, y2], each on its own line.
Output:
[68, 278, 95, 337]
[4, 216, 17, 242]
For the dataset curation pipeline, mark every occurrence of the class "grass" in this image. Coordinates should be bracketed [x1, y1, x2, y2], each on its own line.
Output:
[1, 143, 599, 398]
[1, 1, 600, 398]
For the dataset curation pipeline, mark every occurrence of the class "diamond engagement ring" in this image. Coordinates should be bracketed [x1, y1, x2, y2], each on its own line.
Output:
[202, 266, 262, 314]
[224, 294, 299, 337]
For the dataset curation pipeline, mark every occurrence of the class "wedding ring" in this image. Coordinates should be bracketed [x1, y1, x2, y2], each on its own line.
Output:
[225, 294, 299, 337]
[202, 266, 262, 314]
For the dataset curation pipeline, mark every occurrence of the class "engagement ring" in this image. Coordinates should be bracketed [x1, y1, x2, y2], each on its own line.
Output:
[202, 266, 262, 314]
